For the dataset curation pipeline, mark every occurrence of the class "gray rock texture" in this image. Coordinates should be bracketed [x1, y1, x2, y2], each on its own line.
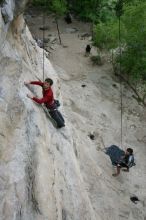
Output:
[0, 1, 146, 220]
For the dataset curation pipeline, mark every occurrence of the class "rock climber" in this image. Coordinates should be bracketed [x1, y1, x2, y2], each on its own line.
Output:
[24, 78, 65, 128]
[24, 78, 55, 108]
[112, 148, 135, 177]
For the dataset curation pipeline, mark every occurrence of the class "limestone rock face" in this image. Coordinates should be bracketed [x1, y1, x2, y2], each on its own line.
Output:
[0, 1, 146, 220]
[1, 0, 29, 23]
[0, 1, 100, 220]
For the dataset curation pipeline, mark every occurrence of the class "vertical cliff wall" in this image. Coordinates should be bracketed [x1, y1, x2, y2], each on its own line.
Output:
[0, 1, 146, 220]
[0, 1, 101, 220]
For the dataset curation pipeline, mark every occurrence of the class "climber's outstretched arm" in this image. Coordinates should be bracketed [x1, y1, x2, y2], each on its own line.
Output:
[24, 81, 43, 86]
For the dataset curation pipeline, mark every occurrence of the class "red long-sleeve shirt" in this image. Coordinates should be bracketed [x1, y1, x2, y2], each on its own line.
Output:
[30, 81, 54, 107]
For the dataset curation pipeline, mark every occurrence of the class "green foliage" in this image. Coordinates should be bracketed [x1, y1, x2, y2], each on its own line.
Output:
[70, 0, 117, 22]
[118, 2, 146, 82]
[99, 0, 117, 22]
[94, 1, 146, 83]
[31, 0, 117, 22]
[115, 0, 124, 17]
[50, 0, 67, 15]
[32, 0, 50, 7]
[70, 0, 100, 22]
[32, 0, 67, 15]
[93, 21, 126, 49]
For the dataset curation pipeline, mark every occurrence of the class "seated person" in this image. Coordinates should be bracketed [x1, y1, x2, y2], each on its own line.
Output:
[112, 148, 134, 177]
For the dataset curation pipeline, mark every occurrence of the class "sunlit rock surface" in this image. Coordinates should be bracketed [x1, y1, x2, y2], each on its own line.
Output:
[0, 1, 146, 220]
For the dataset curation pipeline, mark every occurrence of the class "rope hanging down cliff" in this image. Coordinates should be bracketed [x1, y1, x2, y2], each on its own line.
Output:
[42, 2, 46, 81]
[115, 0, 124, 148]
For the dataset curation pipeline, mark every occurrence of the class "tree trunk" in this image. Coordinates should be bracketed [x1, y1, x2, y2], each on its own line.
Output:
[55, 17, 62, 45]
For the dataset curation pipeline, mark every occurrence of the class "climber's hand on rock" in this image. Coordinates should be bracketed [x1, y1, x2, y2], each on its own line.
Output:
[24, 81, 31, 85]
[27, 94, 33, 99]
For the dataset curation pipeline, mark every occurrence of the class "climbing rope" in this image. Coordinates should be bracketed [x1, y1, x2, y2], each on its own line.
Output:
[115, 0, 124, 148]
[119, 14, 123, 148]
[42, 1, 46, 81]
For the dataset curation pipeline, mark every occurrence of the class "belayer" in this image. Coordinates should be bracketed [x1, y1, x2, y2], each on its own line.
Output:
[24, 78, 65, 128]
[112, 148, 135, 177]
[85, 44, 91, 56]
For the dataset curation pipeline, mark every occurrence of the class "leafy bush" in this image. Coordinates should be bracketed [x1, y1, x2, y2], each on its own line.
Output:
[99, 0, 117, 22]
[93, 20, 126, 49]
[93, 1, 146, 83]
[50, 0, 67, 15]
[70, 0, 117, 22]
[32, 0, 67, 15]
[117, 2, 146, 82]
[70, 0, 99, 22]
